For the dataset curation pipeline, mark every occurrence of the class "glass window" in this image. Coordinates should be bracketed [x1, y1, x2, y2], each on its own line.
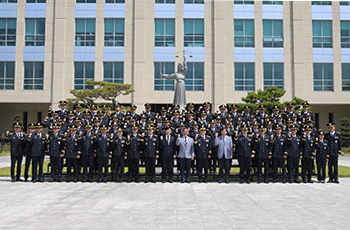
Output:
[76, 0, 95, 2]
[341, 21, 350, 48]
[313, 20, 332, 48]
[185, 62, 204, 91]
[74, 62, 94, 90]
[262, 1, 282, 5]
[105, 0, 125, 2]
[26, 0, 46, 2]
[155, 0, 175, 3]
[104, 19, 124, 47]
[24, 62, 44, 90]
[234, 19, 254, 47]
[340, 1, 350, 5]
[234, 63, 255, 91]
[234, 0, 254, 5]
[25, 19, 45, 46]
[184, 19, 204, 47]
[104, 62, 124, 83]
[75, 19, 95, 47]
[263, 63, 284, 89]
[155, 19, 175, 47]
[0, 62, 15, 90]
[263, 20, 283, 48]
[313, 63, 333, 91]
[0, 0, 17, 3]
[342, 63, 350, 91]
[0, 19, 16, 46]
[312, 1, 331, 5]
[154, 62, 175, 91]
[184, 0, 204, 3]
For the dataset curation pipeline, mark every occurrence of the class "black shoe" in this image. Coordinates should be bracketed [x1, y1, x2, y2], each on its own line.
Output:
[145, 179, 149, 183]
[282, 179, 286, 184]
[49, 178, 55, 182]
[24, 179, 28, 182]
[88, 178, 93, 183]
[264, 180, 269, 184]
[181, 180, 185, 183]
[103, 178, 108, 183]
[317, 180, 322, 183]
[272, 179, 277, 183]
[203, 179, 207, 183]
[288, 180, 293, 184]
[186, 179, 191, 183]
[97, 178, 102, 183]
[16, 178, 23, 182]
[334, 180, 340, 183]
[66, 179, 71, 183]
[198, 179, 202, 183]
[162, 179, 166, 183]
[246, 180, 250, 184]
[303, 179, 307, 183]
[11, 178, 15, 182]
[308, 180, 313, 183]
[239, 179, 244, 184]
[128, 178, 132, 183]
[32, 179, 37, 183]
[57, 179, 62, 182]
[327, 179, 332, 183]
[294, 179, 300, 184]
[257, 180, 262, 184]
[169, 179, 173, 183]
[74, 178, 78, 183]
[135, 179, 140, 183]
[151, 179, 156, 183]
[225, 179, 230, 184]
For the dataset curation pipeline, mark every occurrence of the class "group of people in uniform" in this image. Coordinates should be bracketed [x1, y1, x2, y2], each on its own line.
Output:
[4, 100, 342, 184]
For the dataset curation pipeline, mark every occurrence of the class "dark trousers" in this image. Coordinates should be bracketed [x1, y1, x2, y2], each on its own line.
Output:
[82, 155, 94, 180]
[316, 157, 327, 181]
[161, 157, 174, 180]
[238, 157, 251, 181]
[128, 158, 139, 180]
[50, 156, 62, 180]
[273, 158, 286, 180]
[32, 156, 44, 181]
[302, 157, 313, 181]
[11, 156, 22, 180]
[66, 158, 79, 179]
[145, 157, 156, 180]
[113, 155, 125, 181]
[218, 158, 231, 180]
[257, 158, 269, 181]
[98, 156, 109, 180]
[287, 157, 300, 181]
[328, 155, 338, 181]
[197, 158, 209, 180]
[24, 156, 32, 180]
[178, 158, 191, 181]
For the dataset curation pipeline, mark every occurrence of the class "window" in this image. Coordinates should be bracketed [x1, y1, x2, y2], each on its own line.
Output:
[105, 0, 125, 2]
[74, 62, 94, 90]
[75, 19, 95, 46]
[25, 19, 45, 46]
[26, 0, 46, 2]
[234, 63, 255, 91]
[313, 63, 333, 91]
[234, 0, 254, 5]
[341, 21, 350, 48]
[184, 0, 203, 3]
[184, 19, 204, 47]
[154, 62, 175, 91]
[342, 63, 350, 91]
[37, 112, 42, 123]
[312, 1, 331, 5]
[329, 113, 333, 123]
[263, 20, 283, 48]
[0, 19, 16, 46]
[23, 112, 28, 133]
[24, 62, 44, 90]
[155, 19, 175, 47]
[0, 0, 17, 3]
[313, 20, 332, 48]
[315, 113, 319, 129]
[76, 0, 95, 2]
[262, 1, 282, 5]
[340, 1, 350, 5]
[155, 0, 175, 3]
[185, 63, 204, 91]
[105, 19, 124, 47]
[263, 63, 284, 89]
[104, 62, 124, 83]
[0, 62, 15, 90]
[234, 20, 254, 47]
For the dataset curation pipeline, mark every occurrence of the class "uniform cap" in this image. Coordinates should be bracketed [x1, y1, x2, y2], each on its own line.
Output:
[13, 122, 21, 128]
[100, 125, 108, 130]
[187, 102, 194, 108]
[36, 123, 43, 128]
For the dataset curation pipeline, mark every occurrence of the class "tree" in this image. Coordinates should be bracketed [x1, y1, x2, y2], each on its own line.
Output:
[68, 80, 134, 108]
[340, 117, 350, 147]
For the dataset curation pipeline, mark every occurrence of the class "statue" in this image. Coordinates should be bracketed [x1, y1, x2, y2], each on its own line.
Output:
[160, 51, 187, 111]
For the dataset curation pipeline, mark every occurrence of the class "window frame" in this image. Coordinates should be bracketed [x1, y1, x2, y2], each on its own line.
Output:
[104, 18, 124, 47]
[0, 0, 17, 3]
[311, 1, 332, 5]
[154, 62, 175, 91]
[0, 61, 15, 90]
[313, 63, 334, 91]
[24, 62, 44, 90]
[155, 0, 175, 3]
[263, 63, 284, 90]
[103, 62, 124, 84]
[155, 19, 175, 47]
[184, 0, 204, 4]
[185, 62, 204, 91]
[262, 1, 282, 5]
[26, 0, 46, 3]
[0, 18, 16, 46]
[184, 19, 204, 47]
[74, 62, 95, 90]
[341, 21, 350, 48]
[105, 0, 125, 3]
[234, 63, 255, 91]
[312, 20, 332, 48]
[342, 63, 350, 91]
[76, 0, 96, 3]
[234, 19, 254, 48]
[25, 18, 45, 47]
[75, 19, 96, 47]
[263, 20, 283, 48]
[234, 0, 254, 5]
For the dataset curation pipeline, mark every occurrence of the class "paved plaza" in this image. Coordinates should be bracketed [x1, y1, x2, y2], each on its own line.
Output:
[0, 177, 350, 229]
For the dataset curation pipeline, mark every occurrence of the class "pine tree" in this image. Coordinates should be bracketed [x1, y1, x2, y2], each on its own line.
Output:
[340, 117, 350, 147]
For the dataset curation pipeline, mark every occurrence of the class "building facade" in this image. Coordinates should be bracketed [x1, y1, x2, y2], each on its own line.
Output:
[0, 0, 350, 132]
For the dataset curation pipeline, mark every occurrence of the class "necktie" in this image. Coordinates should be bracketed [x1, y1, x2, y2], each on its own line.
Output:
[167, 135, 170, 145]
[223, 137, 226, 158]
[17, 133, 20, 139]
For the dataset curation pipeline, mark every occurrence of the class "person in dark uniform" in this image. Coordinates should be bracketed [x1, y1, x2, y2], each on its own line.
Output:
[315, 131, 329, 183]
[194, 127, 212, 183]
[234, 125, 255, 184]
[203, 102, 214, 122]
[324, 122, 342, 183]
[300, 126, 316, 183]
[47, 125, 65, 182]
[56, 100, 68, 119]
[111, 128, 127, 182]
[79, 123, 95, 182]
[126, 125, 143, 182]
[64, 126, 81, 182]
[24, 123, 36, 182]
[143, 126, 159, 183]
[4, 122, 24, 182]
[142, 103, 156, 120]
[27, 123, 47, 183]
[286, 125, 302, 183]
[94, 125, 112, 182]
[253, 125, 272, 183]
[159, 127, 177, 183]
[271, 125, 287, 183]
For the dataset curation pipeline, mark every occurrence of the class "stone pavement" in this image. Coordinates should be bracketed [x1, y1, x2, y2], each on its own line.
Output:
[0, 178, 350, 229]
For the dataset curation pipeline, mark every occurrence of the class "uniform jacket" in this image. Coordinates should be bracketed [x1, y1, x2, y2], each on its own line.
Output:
[300, 135, 316, 158]
[271, 134, 287, 158]
[324, 132, 342, 157]
[143, 134, 159, 158]
[194, 135, 212, 159]
[234, 134, 254, 158]
[111, 136, 127, 157]
[253, 135, 272, 159]
[286, 135, 302, 158]
[94, 134, 112, 158]
[47, 133, 65, 157]
[160, 135, 177, 158]
[4, 133, 24, 157]
[64, 134, 81, 158]
[315, 139, 330, 159]
[126, 134, 143, 158]
[28, 133, 47, 157]
[79, 132, 95, 156]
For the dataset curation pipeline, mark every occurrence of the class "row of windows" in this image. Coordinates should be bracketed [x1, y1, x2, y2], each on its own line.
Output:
[2, 61, 350, 92]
